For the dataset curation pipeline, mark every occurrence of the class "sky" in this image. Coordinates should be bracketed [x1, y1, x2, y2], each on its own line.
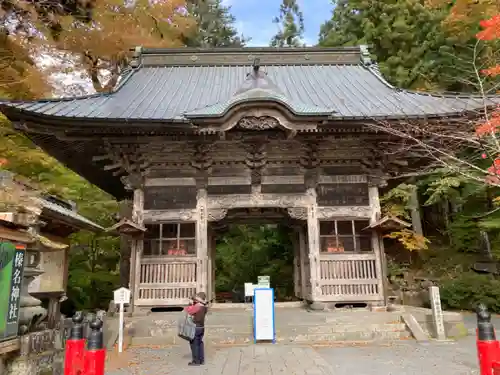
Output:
[222, 0, 333, 47]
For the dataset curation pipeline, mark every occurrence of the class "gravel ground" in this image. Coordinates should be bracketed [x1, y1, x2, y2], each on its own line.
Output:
[105, 311, 497, 374]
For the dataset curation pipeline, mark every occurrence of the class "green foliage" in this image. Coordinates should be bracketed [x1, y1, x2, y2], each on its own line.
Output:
[440, 273, 500, 313]
[270, 0, 305, 47]
[184, 0, 248, 47]
[381, 183, 415, 219]
[215, 225, 295, 300]
[318, 0, 491, 91]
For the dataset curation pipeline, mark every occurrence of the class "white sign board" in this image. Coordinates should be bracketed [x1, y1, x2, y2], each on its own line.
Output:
[113, 287, 131, 353]
[429, 286, 446, 341]
[253, 288, 275, 342]
[244, 283, 258, 297]
[114, 287, 131, 305]
[257, 276, 270, 288]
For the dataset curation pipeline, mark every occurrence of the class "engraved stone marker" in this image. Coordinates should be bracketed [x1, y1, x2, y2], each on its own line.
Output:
[429, 286, 446, 340]
[144, 186, 197, 210]
[316, 183, 369, 206]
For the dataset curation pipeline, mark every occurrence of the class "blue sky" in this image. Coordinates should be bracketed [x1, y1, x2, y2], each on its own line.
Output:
[223, 0, 333, 47]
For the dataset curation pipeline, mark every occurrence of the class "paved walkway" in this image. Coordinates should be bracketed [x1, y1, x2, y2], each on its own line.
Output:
[106, 336, 480, 375]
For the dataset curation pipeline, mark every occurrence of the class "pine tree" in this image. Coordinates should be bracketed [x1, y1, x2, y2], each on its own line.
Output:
[184, 0, 248, 47]
[270, 0, 305, 47]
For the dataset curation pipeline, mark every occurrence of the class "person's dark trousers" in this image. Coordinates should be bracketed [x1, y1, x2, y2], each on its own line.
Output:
[189, 327, 205, 365]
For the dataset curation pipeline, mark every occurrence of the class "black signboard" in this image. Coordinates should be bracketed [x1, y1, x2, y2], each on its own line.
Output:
[207, 185, 252, 195]
[316, 183, 369, 206]
[261, 184, 306, 194]
[1, 242, 25, 342]
[144, 186, 197, 210]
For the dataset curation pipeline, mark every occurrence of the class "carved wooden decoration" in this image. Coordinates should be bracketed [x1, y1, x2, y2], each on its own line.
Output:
[237, 116, 279, 130]
[287, 207, 307, 220]
[207, 209, 228, 222]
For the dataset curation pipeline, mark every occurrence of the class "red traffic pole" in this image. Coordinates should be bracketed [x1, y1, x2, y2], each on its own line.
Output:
[83, 318, 106, 375]
[476, 304, 500, 375]
[64, 312, 85, 375]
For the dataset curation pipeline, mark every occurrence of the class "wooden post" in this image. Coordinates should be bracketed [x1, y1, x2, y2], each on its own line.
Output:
[196, 188, 208, 296]
[306, 188, 321, 302]
[291, 229, 301, 298]
[369, 185, 386, 306]
[409, 187, 423, 236]
[131, 188, 144, 312]
[298, 226, 308, 300]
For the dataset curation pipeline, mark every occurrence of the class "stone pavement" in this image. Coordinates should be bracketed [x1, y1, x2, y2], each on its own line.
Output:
[105, 336, 480, 375]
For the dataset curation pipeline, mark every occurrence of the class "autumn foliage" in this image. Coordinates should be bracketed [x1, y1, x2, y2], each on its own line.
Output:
[474, 14, 500, 184]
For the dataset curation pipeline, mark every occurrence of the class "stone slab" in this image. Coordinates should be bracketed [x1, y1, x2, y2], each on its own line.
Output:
[401, 313, 429, 343]
[105, 345, 336, 375]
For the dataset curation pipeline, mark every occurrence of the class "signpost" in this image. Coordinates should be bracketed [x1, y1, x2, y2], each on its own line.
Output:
[113, 287, 131, 353]
[253, 288, 275, 343]
[257, 276, 270, 289]
[1, 241, 25, 342]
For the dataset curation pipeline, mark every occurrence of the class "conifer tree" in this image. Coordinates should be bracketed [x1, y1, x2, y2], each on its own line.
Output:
[270, 0, 305, 47]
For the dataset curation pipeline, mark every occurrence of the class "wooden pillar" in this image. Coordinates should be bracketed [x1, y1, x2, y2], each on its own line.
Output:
[207, 228, 217, 303]
[298, 226, 307, 300]
[196, 188, 209, 296]
[369, 185, 386, 306]
[118, 200, 132, 288]
[291, 229, 301, 298]
[409, 187, 423, 236]
[306, 188, 321, 302]
[131, 188, 144, 311]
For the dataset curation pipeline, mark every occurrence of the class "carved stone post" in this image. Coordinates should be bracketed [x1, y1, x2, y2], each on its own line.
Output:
[368, 184, 386, 306]
[130, 188, 144, 312]
[196, 188, 208, 296]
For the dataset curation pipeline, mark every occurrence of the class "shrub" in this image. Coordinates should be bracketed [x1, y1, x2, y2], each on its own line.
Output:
[440, 273, 500, 313]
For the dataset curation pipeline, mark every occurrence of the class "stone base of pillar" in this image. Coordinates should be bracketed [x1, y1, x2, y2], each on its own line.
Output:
[307, 301, 325, 311]
[128, 306, 151, 317]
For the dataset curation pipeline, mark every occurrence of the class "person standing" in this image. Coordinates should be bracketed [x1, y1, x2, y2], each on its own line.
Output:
[184, 292, 208, 366]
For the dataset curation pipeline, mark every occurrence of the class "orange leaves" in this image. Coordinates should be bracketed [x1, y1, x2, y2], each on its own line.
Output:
[476, 109, 500, 137]
[482, 66, 500, 77]
[477, 15, 500, 40]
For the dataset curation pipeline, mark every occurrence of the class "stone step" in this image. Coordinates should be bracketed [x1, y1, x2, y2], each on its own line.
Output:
[130, 328, 411, 346]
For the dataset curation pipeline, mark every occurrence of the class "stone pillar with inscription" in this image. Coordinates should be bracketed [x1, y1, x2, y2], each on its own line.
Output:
[130, 187, 144, 313]
[196, 188, 208, 296]
[368, 183, 387, 306]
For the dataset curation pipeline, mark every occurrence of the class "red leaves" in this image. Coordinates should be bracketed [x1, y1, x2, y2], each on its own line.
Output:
[0, 158, 7, 167]
[486, 158, 500, 185]
[477, 15, 500, 41]
[475, 110, 500, 137]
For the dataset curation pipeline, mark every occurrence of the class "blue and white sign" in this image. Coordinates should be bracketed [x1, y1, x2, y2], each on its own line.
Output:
[253, 288, 275, 343]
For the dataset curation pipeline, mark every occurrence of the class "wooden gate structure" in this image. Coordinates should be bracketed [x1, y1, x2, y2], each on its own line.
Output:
[1, 46, 496, 311]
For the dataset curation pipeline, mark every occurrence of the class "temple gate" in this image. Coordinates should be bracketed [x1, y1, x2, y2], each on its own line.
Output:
[1, 45, 495, 312]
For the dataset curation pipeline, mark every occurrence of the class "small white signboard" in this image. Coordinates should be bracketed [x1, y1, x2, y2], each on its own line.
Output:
[245, 283, 258, 297]
[114, 287, 131, 305]
[113, 287, 131, 353]
[257, 276, 270, 288]
[253, 288, 275, 343]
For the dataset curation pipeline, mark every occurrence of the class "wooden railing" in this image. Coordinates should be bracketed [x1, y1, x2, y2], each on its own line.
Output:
[137, 256, 197, 306]
[319, 254, 381, 302]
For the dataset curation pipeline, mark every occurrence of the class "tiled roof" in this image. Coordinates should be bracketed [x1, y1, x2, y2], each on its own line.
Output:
[1, 46, 497, 122]
[38, 198, 103, 232]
